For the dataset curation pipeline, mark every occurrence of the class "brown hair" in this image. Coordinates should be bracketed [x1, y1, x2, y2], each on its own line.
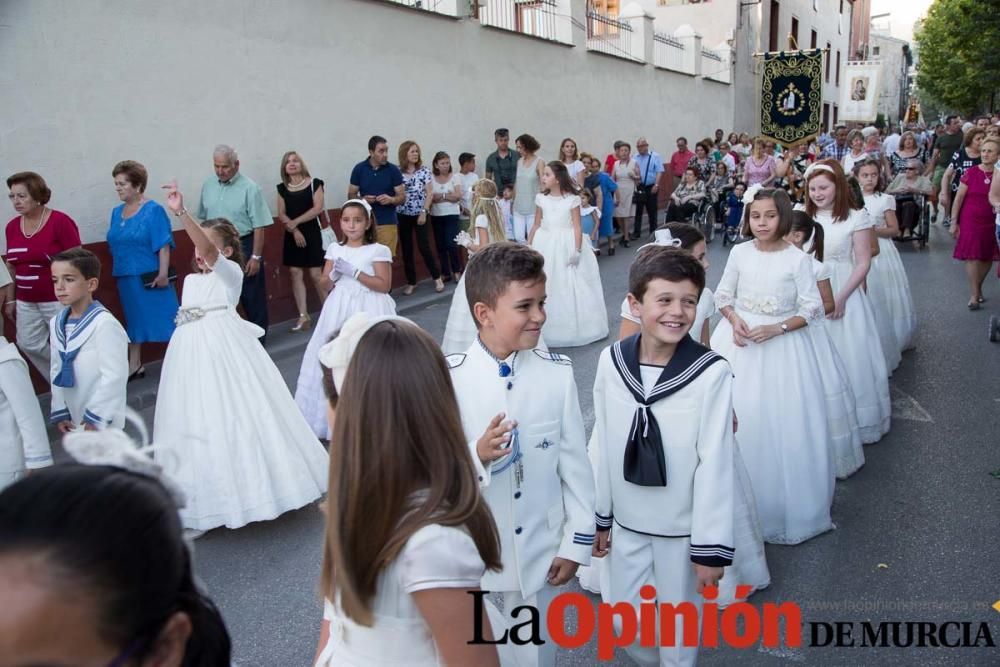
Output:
[279, 151, 312, 186]
[853, 157, 885, 193]
[431, 151, 452, 176]
[397, 141, 422, 170]
[803, 159, 853, 222]
[52, 247, 101, 281]
[790, 210, 825, 262]
[515, 133, 540, 153]
[338, 202, 377, 245]
[899, 131, 919, 151]
[6, 171, 51, 205]
[464, 242, 545, 326]
[321, 321, 501, 624]
[560, 137, 580, 161]
[200, 219, 245, 268]
[980, 137, 1000, 154]
[542, 161, 581, 196]
[628, 246, 705, 302]
[963, 127, 986, 148]
[111, 160, 149, 193]
[740, 187, 794, 238]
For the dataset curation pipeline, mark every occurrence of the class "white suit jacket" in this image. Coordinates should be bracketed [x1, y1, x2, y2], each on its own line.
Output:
[49, 304, 129, 428]
[449, 341, 595, 597]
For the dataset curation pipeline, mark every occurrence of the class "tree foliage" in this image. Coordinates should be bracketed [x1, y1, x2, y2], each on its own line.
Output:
[914, 0, 1000, 114]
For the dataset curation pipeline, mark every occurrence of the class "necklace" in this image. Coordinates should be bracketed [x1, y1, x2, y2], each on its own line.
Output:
[20, 207, 48, 239]
[287, 177, 309, 190]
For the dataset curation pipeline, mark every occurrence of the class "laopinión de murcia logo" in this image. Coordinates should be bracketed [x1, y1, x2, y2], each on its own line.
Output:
[468, 586, 998, 657]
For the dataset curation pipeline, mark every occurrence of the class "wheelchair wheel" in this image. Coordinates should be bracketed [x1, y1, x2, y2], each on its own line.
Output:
[990, 315, 1000, 342]
[702, 207, 716, 243]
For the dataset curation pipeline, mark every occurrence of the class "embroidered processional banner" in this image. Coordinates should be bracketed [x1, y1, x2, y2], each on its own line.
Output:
[759, 49, 824, 147]
[839, 60, 883, 122]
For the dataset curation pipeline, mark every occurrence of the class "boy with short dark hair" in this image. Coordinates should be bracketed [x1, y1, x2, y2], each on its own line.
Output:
[592, 245, 735, 667]
[457, 152, 478, 232]
[48, 248, 129, 432]
[449, 242, 594, 667]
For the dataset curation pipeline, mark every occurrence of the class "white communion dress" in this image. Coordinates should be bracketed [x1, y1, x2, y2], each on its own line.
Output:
[295, 242, 396, 439]
[811, 207, 892, 443]
[530, 193, 608, 347]
[808, 257, 865, 479]
[154, 254, 329, 531]
[711, 241, 835, 545]
[864, 192, 917, 354]
[440, 215, 549, 352]
[315, 524, 488, 666]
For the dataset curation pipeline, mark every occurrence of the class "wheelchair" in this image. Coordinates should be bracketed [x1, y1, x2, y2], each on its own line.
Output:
[664, 197, 716, 243]
[892, 192, 931, 250]
[990, 315, 1000, 343]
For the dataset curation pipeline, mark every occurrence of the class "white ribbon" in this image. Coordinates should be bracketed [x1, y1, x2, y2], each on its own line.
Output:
[638, 227, 684, 252]
[741, 183, 764, 205]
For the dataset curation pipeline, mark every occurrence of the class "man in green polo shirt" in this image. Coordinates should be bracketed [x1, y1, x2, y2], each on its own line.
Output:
[197, 144, 274, 344]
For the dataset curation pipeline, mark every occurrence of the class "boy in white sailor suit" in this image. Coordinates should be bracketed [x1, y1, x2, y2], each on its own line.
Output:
[448, 242, 595, 667]
[48, 249, 129, 432]
[592, 246, 735, 667]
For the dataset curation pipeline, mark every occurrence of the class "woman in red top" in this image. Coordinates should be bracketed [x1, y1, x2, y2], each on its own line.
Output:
[4, 172, 81, 378]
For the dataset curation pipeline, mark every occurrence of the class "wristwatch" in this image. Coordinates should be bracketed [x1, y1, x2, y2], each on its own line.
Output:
[780, 322, 789, 334]
[173, 207, 187, 217]
[251, 254, 262, 261]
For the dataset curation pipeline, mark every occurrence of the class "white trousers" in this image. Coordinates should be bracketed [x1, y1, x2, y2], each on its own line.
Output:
[607, 528, 700, 667]
[486, 583, 559, 667]
[511, 213, 533, 245]
[0, 353, 52, 491]
[16, 300, 61, 379]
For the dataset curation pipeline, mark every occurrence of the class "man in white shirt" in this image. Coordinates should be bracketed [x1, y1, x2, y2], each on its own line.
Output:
[883, 126, 901, 155]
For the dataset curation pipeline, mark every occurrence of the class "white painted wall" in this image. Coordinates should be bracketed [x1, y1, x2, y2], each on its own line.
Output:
[0, 0, 733, 246]
[871, 32, 909, 125]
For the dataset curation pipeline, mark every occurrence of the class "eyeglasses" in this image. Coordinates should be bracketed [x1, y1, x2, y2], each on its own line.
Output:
[7, 193, 31, 202]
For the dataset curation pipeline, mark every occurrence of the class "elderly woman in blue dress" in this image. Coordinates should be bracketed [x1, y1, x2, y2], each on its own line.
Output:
[107, 160, 179, 379]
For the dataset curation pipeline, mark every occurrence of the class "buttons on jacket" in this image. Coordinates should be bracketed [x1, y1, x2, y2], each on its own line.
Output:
[515, 526, 523, 535]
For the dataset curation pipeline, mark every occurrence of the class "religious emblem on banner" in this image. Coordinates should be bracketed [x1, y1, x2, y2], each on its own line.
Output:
[759, 50, 823, 147]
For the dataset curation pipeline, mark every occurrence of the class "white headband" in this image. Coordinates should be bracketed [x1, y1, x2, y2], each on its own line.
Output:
[342, 198, 373, 217]
[318, 312, 414, 392]
[742, 183, 764, 205]
[803, 163, 836, 180]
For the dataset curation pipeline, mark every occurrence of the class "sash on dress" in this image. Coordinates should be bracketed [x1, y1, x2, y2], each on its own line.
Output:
[610, 334, 724, 487]
[52, 302, 111, 388]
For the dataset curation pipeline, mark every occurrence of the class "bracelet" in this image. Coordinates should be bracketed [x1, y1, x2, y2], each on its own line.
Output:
[251, 254, 262, 261]
[173, 207, 187, 218]
[353, 268, 361, 279]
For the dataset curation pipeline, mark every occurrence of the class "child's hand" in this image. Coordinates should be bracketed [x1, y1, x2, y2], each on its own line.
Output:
[160, 181, 184, 213]
[693, 564, 724, 594]
[56, 420, 74, 434]
[475, 413, 516, 465]
[593, 531, 611, 559]
[547, 557, 580, 585]
[334, 258, 358, 278]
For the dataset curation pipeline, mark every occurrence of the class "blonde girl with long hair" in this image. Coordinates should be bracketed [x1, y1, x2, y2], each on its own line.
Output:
[441, 179, 513, 352]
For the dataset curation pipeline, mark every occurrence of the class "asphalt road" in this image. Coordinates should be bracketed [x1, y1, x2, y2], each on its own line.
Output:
[49, 222, 1000, 665]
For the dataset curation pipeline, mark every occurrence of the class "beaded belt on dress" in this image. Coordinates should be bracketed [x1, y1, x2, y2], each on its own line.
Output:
[174, 305, 230, 326]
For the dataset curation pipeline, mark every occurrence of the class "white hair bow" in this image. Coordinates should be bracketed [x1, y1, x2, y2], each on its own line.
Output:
[318, 312, 414, 392]
[742, 183, 764, 205]
[62, 408, 187, 508]
[637, 227, 684, 252]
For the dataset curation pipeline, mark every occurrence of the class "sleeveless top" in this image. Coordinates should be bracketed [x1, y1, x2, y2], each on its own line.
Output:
[514, 157, 541, 216]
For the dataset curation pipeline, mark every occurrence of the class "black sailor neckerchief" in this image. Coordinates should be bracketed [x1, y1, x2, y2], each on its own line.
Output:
[477, 337, 521, 475]
[610, 333, 724, 487]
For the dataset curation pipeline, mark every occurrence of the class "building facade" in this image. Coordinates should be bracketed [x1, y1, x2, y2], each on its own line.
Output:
[641, 0, 854, 134]
[870, 31, 913, 126]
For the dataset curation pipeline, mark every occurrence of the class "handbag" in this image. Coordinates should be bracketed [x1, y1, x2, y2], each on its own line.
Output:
[141, 265, 177, 288]
[632, 157, 654, 205]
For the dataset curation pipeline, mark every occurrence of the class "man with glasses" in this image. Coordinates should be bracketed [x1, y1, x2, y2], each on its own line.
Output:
[633, 138, 665, 240]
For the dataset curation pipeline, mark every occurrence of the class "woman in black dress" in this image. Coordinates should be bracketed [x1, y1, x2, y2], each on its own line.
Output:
[277, 151, 328, 332]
